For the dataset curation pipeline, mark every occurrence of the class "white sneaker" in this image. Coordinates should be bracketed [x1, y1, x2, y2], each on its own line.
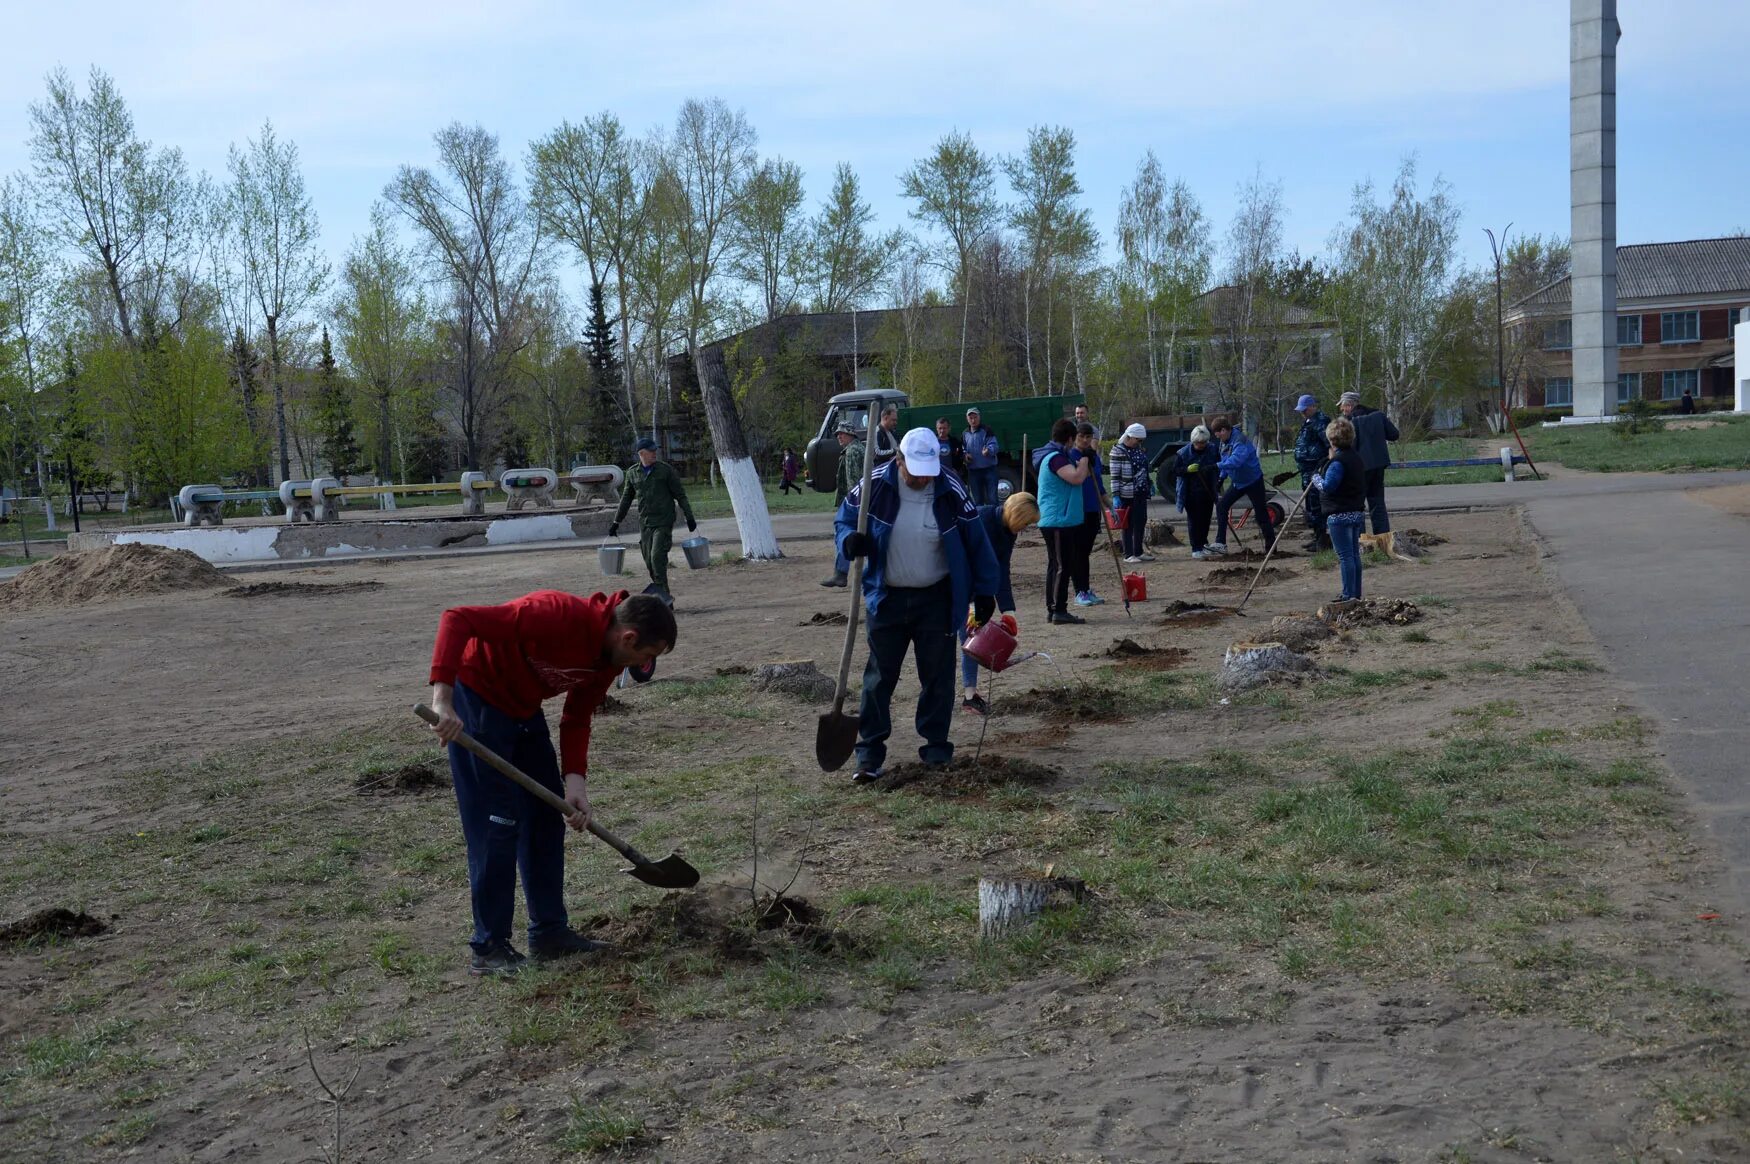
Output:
[1122, 555, 1143, 564]
[1206, 543, 1228, 556]
[1191, 549, 1208, 560]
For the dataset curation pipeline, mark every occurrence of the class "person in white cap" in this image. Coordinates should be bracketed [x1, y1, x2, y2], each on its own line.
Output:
[961, 406, 1000, 507]
[835, 427, 999, 784]
[1109, 422, 1156, 563]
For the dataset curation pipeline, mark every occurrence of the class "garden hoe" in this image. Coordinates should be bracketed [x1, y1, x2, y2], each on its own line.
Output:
[414, 704, 699, 889]
[816, 418, 878, 771]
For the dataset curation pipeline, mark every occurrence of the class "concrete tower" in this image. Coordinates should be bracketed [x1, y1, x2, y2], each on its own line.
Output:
[1570, 0, 1620, 417]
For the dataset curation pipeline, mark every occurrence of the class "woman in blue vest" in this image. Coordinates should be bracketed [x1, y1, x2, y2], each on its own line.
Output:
[1034, 418, 1094, 625]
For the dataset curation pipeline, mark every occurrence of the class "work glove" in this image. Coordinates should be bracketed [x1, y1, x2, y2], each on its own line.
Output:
[972, 594, 996, 627]
[607, 522, 619, 537]
[1185, 463, 1199, 474]
[1311, 474, 1326, 492]
[999, 613, 1019, 636]
[686, 518, 697, 532]
[842, 531, 873, 560]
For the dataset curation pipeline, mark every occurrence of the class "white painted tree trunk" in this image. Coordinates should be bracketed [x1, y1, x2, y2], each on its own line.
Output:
[718, 455, 780, 559]
[977, 875, 1085, 939]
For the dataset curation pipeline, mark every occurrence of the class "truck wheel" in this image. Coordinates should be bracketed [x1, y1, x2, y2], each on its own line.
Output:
[995, 467, 1022, 502]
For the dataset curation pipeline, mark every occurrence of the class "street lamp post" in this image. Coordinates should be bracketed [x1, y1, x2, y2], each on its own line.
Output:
[1484, 224, 1512, 418]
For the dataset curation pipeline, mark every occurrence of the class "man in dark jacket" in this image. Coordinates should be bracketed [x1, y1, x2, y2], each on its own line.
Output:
[837, 427, 999, 783]
[609, 438, 696, 597]
[821, 425, 864, 587]
[1339, 391, 1399, 535]
[1293, 394, 1332, 551]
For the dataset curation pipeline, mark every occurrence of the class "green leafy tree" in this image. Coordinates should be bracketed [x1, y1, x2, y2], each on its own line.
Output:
[582, 281, 622, 464]
[900, 131, 998, 401]
[314, 328, 361, 476]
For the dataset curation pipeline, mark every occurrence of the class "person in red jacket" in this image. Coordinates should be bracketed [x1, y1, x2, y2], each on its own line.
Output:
[426, 589, 677, 976]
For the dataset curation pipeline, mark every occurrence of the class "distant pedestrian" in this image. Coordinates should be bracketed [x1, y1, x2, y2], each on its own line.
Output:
[1071, 423, 1108, 607]
[1679, 390, 1696, 415]
[779, 447, 802, 495]
[1033, 417, 1095, 624]
[821, 424, 864, 588]
[1163, 425, 1221, 558]
[1293, 394, 1332, 551]
[962, 407, 1000, 507]
[835, 427, 998, 783]
[1315, 416, 1367, 602]
[960, 491, 1038, 715]
[935, 416, 967, 478]
[1209, 417, 1275, 555]
[1109, 422, 1155, 563]
[608, 437, 696, 599]
[1338, 391, 1399, 536]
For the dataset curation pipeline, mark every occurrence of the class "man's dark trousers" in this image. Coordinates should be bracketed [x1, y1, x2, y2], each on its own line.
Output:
[448, 682, 571, 954]
[1300, 470, 1325, 538]
[968, 467, 997, 507]
[856, 577, 956, 771]
[1363, 468, 1390, 534]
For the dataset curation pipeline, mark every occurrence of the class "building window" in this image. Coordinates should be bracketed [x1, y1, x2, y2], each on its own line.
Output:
[1731, 307, 1743, 329]
[1661, 311, 1699, 343]
[1180, 344, 1202, 374]
[1541, 319, 1572, 350]
[1661, 369, 1699, 400]
[1301, 340, 1321, 367]
[1544, 377, 1573, 407]
[1617, 314, 1641, 345]
[1617, 372, 1640, 403]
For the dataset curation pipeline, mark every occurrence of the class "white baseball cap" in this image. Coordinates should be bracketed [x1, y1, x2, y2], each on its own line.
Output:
[899, 427, 942, 476]
[1124, 423, 1147, 439]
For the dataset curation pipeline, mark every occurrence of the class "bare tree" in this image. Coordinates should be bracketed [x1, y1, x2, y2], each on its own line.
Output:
[627, 156, 689, 439]
[386, 123, 545, 470]
[671, 97, 778, 558]
[807, 162, 898, 313]
[730, 157, 806, 322]
[1118, 153, 1211, 405]
[901, 131, 998, 401]
[1004, 125, 1095, 396]
[226, 120, 329, 481]
[1212, 169, 1286, 423]
[0, 177, 58, 487]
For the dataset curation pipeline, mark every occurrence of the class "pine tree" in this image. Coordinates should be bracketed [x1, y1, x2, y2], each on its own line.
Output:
[315, 327, 361, 477]
[582, 281, 623, 465]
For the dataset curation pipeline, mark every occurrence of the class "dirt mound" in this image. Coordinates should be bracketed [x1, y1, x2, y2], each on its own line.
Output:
[799, 610, 847, 627]
[586, 885, 853, 959]
[1002, 682, 1129, 724]
[1159, 600, 1238, 629]
[715, 664, 752, 676]
[879, 754, 1060, 796]
[597, 694, 629, 715]
[356, 762, 448, 796]
[1204, 565, 1295, 587]
[1090, 638, 1188, 672]
[0, 544, 226, 610]
[224, 580, 385, 598]
[1268, 615, 1336, 652]
[1319, 597, 1424, 629]
[1221, 548, 1296, 562]
[0, 908, 108, 946]
[1399, 528, 1448, 548]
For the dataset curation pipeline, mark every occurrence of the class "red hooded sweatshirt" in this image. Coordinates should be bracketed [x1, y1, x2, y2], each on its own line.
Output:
[428, 589, 626, 778]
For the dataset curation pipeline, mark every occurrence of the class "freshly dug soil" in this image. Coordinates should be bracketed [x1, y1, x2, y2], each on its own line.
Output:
[1158, 600, 1239, 629]
[223, 580, 385, 598]
[1204, 565, 1295, 587]
[0, 908, 108, 946]
[799, 610, 848, 627]
[1219, 548, 1297, 562]
[1399, 528, 1449, 548]
[356, 762, 448, 795]
[715, 664, 752, 676]
[879, 754, 1060, 796]
[1091, 638, 1189, 672]
[1320, 598, 1424, 629]
[1001, 682, 1130, 724]
[0, 544, 226, 610]
[597, 694, 629, 715]
[585, 885, 854, 959]
[750, 661, 836, 702]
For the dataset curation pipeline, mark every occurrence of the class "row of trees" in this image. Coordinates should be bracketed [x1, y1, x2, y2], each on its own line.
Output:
[0, 66, 1566, 554]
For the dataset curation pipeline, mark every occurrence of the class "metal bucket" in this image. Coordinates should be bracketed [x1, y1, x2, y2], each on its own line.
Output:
[680, 535, 711, 570]
[598, 543, 627, 575]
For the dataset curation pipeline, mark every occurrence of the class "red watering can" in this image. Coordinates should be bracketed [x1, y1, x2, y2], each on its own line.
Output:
[964, 616, 1020, 672]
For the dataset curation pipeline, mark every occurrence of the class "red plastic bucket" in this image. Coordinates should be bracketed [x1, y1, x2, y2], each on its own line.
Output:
[1123, 572, 1147, 602]
[964, 619, 1019, 672]
[1105, 506, 1129, 530]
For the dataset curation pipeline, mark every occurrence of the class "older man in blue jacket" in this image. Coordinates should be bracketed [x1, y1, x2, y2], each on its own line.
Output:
[961, 407, 1000, 506]
[837, 427, 999, 784]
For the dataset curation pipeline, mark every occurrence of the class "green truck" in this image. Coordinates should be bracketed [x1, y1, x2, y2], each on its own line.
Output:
[804, 389, 1084, 501]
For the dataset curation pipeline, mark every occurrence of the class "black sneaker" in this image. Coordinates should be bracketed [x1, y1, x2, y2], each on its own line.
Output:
[819, 573, 847, 588]
[962, 693, 989, 716]
[469, 941, 527, 978]
[851, 765, 886, 785]
[1048, 611, 1085, 625]
[529, 929, 609, 961]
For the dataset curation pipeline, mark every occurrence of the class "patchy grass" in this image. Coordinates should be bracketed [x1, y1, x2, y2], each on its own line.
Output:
[1525, 413, 1750, 472]
[559, 1100, 648, 1154]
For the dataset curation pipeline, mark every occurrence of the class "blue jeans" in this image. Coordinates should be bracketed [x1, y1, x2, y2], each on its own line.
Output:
[968, 467, 997, 507]
[1327, 512, 1364, 600]
[857, 577, 956, 770]
[448, 682, 571, 953]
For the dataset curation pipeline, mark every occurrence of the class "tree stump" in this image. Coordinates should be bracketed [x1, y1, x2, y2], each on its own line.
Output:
[978, 875, 1086, 940]
[1145, 519, 1182, 548]
[750, 660, 836, 702]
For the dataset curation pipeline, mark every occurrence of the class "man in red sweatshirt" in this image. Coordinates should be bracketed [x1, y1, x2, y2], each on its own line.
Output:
[426, 589, 677, 976]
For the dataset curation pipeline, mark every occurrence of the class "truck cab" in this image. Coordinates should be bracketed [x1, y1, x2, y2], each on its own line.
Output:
[804, 389, 909, 494]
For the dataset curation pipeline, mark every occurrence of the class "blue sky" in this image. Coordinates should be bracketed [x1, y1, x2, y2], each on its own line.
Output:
[4, 1, 1746, 294]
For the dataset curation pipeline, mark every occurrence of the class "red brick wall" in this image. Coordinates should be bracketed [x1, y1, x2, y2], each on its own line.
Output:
[1700, 309, 1729, 341]
[1642, 312, 1660, 343]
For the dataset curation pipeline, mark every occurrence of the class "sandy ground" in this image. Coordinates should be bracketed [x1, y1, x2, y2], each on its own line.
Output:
[1688, 482, 1750, 519]
[1, 509, 1746, 1162]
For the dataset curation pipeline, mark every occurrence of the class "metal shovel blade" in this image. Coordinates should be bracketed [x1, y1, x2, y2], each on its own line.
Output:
[624, 852, 701, 889]
[815, 710, 859, 772]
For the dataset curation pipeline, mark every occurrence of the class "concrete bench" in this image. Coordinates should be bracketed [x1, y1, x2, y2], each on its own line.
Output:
[499, 467, 559, 511]
[308, 473, 491, 521]
[176, 484, 281, 526]
[559, 465, 624, 509]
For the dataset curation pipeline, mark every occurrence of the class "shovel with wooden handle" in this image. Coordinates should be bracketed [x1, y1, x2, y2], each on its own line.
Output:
[414, 703, 699, 889]
[816, 427, 878, 771]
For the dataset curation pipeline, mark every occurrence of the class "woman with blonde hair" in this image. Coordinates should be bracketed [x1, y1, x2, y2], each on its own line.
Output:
[960, 490, 1039, 715]
[1313, 416, 1367, 602]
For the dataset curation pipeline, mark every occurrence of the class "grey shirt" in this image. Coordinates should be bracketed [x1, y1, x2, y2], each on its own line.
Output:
[883, 481, 949, 589]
